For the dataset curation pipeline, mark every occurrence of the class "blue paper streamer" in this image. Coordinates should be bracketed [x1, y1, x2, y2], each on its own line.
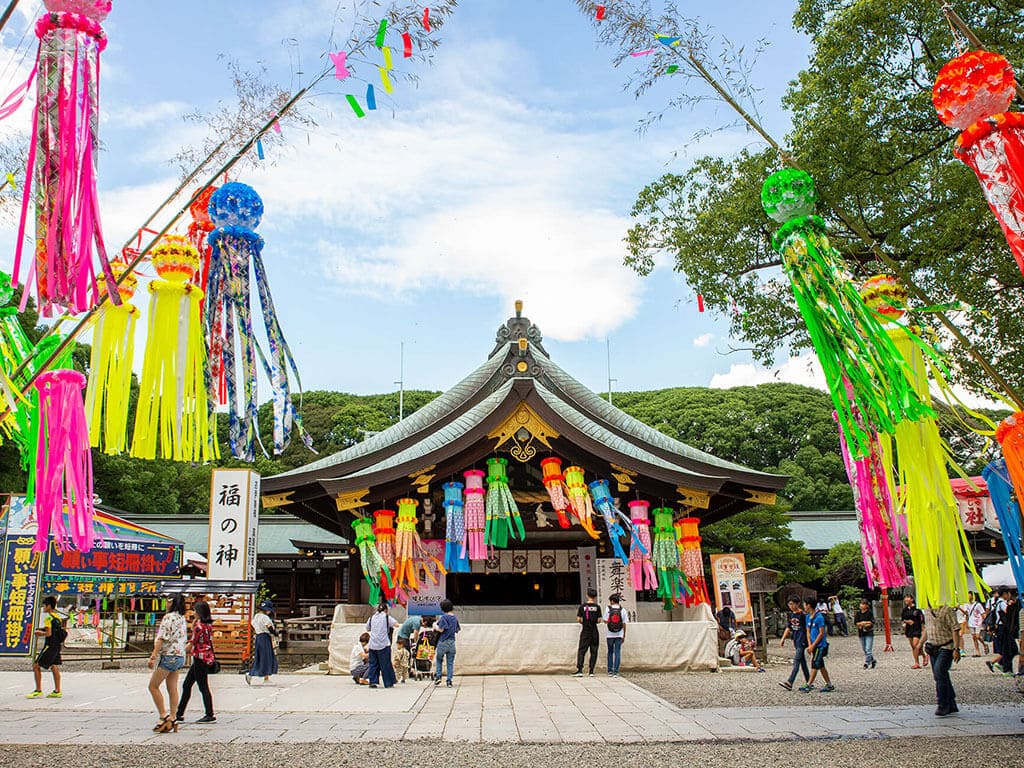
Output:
[256, 139, 265, 160]
[366, 83, 377, 110]
[982, 459, 1024, 591]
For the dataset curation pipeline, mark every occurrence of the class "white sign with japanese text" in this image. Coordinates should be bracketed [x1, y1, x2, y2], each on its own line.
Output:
[595, 558, 638, 621]
[207, 469, 261, 580]
[577, 546, 597, 600]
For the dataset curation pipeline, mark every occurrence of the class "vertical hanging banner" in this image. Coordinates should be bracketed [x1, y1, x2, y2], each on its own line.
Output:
[595, 557, 638, 621]
[709, 553, 752, 623]
[207, 469, 261, 580]
[407, 539, 446, 616]
[577, 545, 597, 599]
[0, 534, 43, 657]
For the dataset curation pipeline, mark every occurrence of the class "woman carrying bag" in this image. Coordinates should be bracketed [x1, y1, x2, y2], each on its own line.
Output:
[247, 600, 279, 684]
[177, 600, 217, 723]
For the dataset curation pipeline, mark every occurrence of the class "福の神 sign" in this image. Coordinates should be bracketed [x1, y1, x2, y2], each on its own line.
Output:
[207, 469, 261, 580]
[709, 553, 753, 623]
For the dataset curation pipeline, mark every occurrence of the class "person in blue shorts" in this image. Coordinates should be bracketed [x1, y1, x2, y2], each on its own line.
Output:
[802, 596, 834, 692]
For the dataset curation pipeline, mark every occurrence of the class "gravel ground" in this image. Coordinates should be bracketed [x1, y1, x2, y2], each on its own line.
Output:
[632, 635, 1024, 708]
[2, 738, 1023, 768]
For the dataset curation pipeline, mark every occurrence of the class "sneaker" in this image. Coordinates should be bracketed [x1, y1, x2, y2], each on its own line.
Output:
[588, 672, 594, 677]
[820, 684, 835, 692]
[864, 663, 869, 669]
[46, 691, 62, 699]
[985, 661, 996, 673]
[433, 678, 442, 686]
[25, 691, 42, 699]
[757, 667, 765, 673]
[446, 680, 452, 688]
[244, 673, 252, 686]
[798, 685, 814, 692]
[778, 681, 792, 691]
[196, 715, 216, 723]
[572, 671, 583, 678]
[871, 659, 877, 669]
[369, 684, 378, 689]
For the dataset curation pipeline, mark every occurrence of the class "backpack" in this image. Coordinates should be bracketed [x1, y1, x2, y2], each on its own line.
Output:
[50, 616, 68, 646]
[606, 607, 624, 634]
[983, 602, 1000, 629]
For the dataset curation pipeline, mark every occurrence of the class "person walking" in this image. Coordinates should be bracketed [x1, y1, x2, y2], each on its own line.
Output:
[854, 599, 876, 669]
[966, 593, 988, 656]
[830, 596, 849, 636]
[802, 597, 834, 692]
[247, 600, 279, 685]
[603, 593, 628, 677]
[993, 591, 1020, 675]
[574, 588, 602, 677]
[176, 599, 216, 724]
[147, 595, 187, 734]
[924, 604, 961, 716]
[433, 599, 461, 687]
[27, 596, 65, 699]
[365, 603, 399, 688]
[778, 595, 809, 690]
[902, 595, 927, 668]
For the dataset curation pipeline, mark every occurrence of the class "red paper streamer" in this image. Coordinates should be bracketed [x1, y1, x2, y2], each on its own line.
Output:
[697, 294, 704, 313]
[402, 31, 412, 57]
[596, 4, 606, 20]
[423, 7, 430, 32]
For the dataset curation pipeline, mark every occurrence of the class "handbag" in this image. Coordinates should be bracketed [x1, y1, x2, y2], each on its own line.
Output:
[208, 658, 221, 674]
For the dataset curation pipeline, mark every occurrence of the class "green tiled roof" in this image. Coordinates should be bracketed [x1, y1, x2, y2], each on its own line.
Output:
[130, 515, 347, 556]
[786, 511, 859, 553]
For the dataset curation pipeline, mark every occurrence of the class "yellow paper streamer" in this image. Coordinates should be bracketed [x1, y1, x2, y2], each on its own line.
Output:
[84, 301, 138, 454]
[379, 67, 394, 94]
[382, 45, 393, 71]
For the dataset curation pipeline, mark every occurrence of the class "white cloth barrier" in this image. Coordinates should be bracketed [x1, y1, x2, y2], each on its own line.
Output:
[328, 606, 718, 675]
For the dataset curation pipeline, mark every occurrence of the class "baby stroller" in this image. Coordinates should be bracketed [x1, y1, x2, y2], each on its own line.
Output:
[412, 628, 438, 680]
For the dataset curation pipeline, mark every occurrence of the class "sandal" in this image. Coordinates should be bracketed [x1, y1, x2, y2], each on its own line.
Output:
[153, 714, 178, 734]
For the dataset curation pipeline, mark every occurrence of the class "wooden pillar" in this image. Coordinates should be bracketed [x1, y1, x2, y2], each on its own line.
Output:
[333, 559, 342, 601]
[348, 548, 361, 604]
[289, 560, 298, 615]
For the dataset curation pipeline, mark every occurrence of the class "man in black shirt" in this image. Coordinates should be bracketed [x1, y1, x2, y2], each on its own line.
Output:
[574, 588, 602, 677]
[855, 599, 876, 669]
[778, 595, 809, 690]
[902, 595, 926, 668]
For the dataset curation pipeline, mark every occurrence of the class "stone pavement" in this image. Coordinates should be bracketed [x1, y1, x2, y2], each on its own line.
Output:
[0, 672, 1021, 744]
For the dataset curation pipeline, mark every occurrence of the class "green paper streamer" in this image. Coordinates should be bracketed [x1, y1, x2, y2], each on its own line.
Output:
[665, 65, 679, 73]
[346, 95, 366, 118]
[375, 18, 387, 48]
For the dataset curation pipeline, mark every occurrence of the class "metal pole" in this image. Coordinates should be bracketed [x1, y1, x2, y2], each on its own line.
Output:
[0, 1, 21, 34]
[394, 341, 404, 421]
[606, 338, 615, 405]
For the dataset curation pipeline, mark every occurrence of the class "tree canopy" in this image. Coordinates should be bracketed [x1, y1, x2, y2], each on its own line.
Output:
[625, 0, 1024, 393]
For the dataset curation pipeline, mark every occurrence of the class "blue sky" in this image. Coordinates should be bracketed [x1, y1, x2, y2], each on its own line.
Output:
[0, 1, 817, 401]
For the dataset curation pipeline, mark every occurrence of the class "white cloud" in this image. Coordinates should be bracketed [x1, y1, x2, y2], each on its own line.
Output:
[709, 353, 826, 390]
[103, 100, 190, 130]
[692, 332, 713, 348]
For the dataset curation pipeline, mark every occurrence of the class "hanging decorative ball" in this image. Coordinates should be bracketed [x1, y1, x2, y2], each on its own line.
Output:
[933, 50, 1016, 130]
[97, 262, 137, 302]
[859, 274, 906, 321]
[761, 168, 818, 223]
[208, 182, 264, 230]
[43, 0, 112, 21]
[188, 186, 218, 228]
[150, 235, 199, 283]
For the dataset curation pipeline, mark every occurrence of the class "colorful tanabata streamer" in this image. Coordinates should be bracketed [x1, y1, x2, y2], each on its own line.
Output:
[186, 186, 218, 296]
[0, 273, 33, 439]
[463, 470, 486, 560]
[32, 368, 94, 554]
[540, 456, 574, 529]
[205, 182, 310, 460]
[588, 478, 645, 565]
[345, 94, 365, 118]
[981, 459, 1024, 591]
[651, 507, 683, 607]
[131, 236, 216, 463]
[372, 508, 397, 602]
[443, 481, 470, 573]
[627, 500, 657, 590]
[392, 498, 445, 596]
[564, 465, 599, 538]
[484, 457, 524, 548]
[21, 335, 75, 505]
[933, 50, 1024, 278]
[84, 259, 137, 455]
[676, 517, 708, 606]
[6, 0, 120, 317]
[329, 50, 349, 80]
[353, 516, 392, 606]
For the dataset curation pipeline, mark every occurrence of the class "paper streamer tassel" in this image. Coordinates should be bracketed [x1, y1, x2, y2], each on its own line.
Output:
[423, 7, 430, 32]
[346, 95, 365, 118]
[402, 32, 412, 57]
[596, 4, 606, 20]
[366, 84, 377, 110]
[256, 139, 265, 160]
[382, 46, 393, 71]
[375, 18, 388, 48]
[380, 68, 394, 93]
[697, 294, 704, 313]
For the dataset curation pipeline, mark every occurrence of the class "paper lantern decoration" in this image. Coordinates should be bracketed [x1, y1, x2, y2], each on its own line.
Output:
[484, 457, 524, 548]
[859, 274, 907, 321]
[588, 478, 643, 565]
[651, 507, 682, 606]
[627, 500, 657, 591]
[83, 259, 138, 455]
[443, 481, 470, 573]
[130, 236, 216, 462]
[676, 517, 709, 606]
[206, 182, 310, 460]
[540, 456, 574, 529]
[564, 465, 600, 539]
[762, 169, 931, 459]
[372, 508, 397, 601]
[982, 459, 1024, 591]
[352, 516, 392, 606]
[187, 186, 218, 293]
[463, 470, 487, 560]
[392, 498, 445, 596]
[32, 368, 94, 553]
[5, 1, 119, 317]
[934, 50, 1024, 277]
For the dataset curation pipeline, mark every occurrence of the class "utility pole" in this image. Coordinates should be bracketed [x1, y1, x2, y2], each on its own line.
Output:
[606, 338, 616, 406]
[394, 341, 405, 421]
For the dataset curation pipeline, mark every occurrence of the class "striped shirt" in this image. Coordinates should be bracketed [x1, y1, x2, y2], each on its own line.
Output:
[925, 606, 958, 648]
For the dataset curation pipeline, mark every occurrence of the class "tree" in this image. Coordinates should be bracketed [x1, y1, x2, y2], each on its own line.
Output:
[622, 0, 1024, 394]
[701, 505, 816, 584]
[817, 541, 867, 591]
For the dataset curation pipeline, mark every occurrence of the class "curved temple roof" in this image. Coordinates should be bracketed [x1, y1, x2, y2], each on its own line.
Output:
[263, 304, 787, 537]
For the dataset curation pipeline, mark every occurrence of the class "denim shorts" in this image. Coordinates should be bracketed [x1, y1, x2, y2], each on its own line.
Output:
[158, 654, 185, 672]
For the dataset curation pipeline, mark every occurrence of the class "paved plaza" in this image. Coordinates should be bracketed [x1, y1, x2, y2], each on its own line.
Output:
[0, 671, 1022, 744]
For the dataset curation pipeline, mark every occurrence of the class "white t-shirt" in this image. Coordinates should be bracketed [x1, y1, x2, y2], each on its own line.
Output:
[365, 612, 399, 651]
[830, 599, 845, 616]
[349, 642, 367, 672]
[603, 605, 629, 638]
[967, 603, 985, 629]
[251, 612, 275, 635]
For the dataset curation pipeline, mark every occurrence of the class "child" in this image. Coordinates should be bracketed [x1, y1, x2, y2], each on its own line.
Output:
[393, 637, 410, 684]
[27, 596, 65, 699]
[433, 599, 460, 687]
[739, 635, 764, 671]
[803, 596, 835, 692]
